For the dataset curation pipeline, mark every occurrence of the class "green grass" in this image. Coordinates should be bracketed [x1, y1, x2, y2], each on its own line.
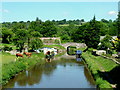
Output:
[0, 43, 15, 47]
[82, 51, 118, 88]
[2, 52, 16, 64]
[0, 43, 16, 50]
[83, 52, 117, 72]
[1, 48, 65, 86]
[55, 51, 66, 57]
[77, 47, 87, 52]
[1, 52, 45, 85]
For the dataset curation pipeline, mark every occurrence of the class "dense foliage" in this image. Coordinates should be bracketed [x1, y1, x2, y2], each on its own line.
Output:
[1, 16, 119, 50]
[98, 35, 113, 50]
[117, 11, 120, 36]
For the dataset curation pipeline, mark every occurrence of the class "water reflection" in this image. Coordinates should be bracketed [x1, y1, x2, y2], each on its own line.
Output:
[4, 58, 96, 88]
[76, 58, 82, 61]
[84, 67, 95, 85]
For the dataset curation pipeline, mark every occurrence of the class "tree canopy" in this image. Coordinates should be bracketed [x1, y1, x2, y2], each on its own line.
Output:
[1, 17, 119, 50]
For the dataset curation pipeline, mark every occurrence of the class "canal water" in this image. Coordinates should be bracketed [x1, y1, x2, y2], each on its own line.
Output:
[3, 55, 96, 88]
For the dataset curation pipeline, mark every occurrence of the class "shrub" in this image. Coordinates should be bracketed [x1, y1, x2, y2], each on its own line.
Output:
[54, 39, 60, 44]
[3, 45, 12, 51]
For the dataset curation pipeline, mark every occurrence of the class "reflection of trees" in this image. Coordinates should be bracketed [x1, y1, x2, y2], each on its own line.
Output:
[27, 66, 43, 85]
[4, 57, 96, 88]
[43, 62, 57, 76]
[3, 78, 16, 88]
[4, 62, 57, 88]
[16, 72, 28, 86]
[84, 66, 95, 85]
[3, 72, 28, 88]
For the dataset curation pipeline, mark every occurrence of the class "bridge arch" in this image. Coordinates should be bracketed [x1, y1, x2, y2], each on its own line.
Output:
[61, 42, 86, 49]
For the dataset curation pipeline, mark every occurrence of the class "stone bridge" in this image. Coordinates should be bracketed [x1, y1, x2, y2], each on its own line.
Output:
[61, 42, 86, 49]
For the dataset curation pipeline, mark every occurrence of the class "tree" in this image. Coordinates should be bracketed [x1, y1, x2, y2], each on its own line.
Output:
[99, 22, 109, 36]
[101, 19, 109, 23]
[12, 29, 28, 52]
[112, 37, 120, 52]
[117, 11, 120, 36]
[72, 25, 85, 43]
[29, 38, 43, 50]
[40, 20, 57, 37]
[83, 16, 100, 49]
[27, 29, 43, 49]
[98, 35, 112, 50]
[61, 34, 71, 42]
[2, 28, 13, 44]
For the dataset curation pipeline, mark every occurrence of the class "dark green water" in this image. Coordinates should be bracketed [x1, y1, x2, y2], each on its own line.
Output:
[3, 55, 96, 88]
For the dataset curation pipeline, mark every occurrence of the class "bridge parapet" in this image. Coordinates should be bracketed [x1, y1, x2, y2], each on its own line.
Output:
[61, 43, 86, 49]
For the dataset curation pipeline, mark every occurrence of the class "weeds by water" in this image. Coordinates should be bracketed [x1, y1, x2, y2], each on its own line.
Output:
[82, 51, 118, 88]
[1, 52, 45, 85]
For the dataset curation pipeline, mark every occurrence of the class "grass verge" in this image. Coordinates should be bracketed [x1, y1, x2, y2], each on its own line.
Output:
[2, 52, 16, 64]
[82, 51, 118, 88]
[1, 52, 45, 86]
[1, 46, 66, 86]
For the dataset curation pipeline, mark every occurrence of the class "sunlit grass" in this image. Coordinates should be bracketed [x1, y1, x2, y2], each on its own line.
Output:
[82, 51, 118, 88]
[1, 52, 45, 85]
[0, 43, 16, 50]
[2, 52, 16, 64]
[77, 47, 87, 52]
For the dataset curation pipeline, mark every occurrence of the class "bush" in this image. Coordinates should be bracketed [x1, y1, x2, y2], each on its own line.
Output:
[54, 39, 60, 44]
[98, 35, 112, 50]
[3, 45, 12, 51]
[88, 48, 94, 52]
[96, 77, 111, 88]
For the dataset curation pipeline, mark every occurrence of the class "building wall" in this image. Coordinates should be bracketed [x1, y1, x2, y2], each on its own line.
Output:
[40, 37, 61, 44]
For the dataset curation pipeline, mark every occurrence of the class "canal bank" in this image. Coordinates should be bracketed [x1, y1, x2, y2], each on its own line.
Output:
[1, 45, 66, 87]
[82, 51, 118, 88]
[1, 53, 45, 86]
[3, 54, 96, 88]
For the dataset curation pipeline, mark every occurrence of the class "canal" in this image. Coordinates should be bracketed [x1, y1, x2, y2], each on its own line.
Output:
[3, 54, 96, 88]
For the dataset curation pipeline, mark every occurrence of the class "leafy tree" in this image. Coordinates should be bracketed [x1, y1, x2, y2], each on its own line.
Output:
[12, 29, 28, 52]
[101, 19, 109, 23]
[2, 28, 13, 44]
[40, 20, 57, 37]
[31, 31, 43, 37]
[27, 29, 43, 49]
[98, 35, 112, 50]
[61, 34, 71, 42]
[116, 40, 120, 52]
[108, 21, 117, 36]
[99, 22, 109, 36]
[68, 24, 77, 36]
[117, 11, 120, 36]
[72, 25, 85, 43]
[112, 37, 120, 52]
[30, 38, 43, 50]
[83, 16, 100, 49]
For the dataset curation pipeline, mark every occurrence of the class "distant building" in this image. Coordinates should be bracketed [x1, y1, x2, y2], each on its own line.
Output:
[100, 36, 117, 41]
[99, 36, 117, 45]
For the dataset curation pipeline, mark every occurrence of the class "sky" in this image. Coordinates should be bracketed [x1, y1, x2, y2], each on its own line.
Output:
[1, 1, 119, 22]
